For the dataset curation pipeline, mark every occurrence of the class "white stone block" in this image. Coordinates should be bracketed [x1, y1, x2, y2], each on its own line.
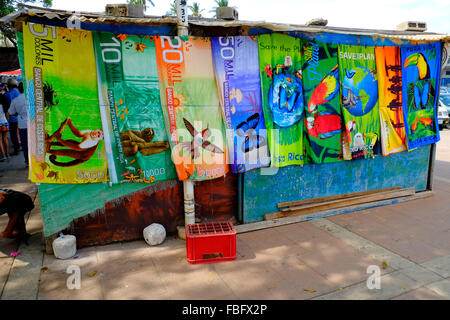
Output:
[52, 234, 77, 260]
[143, 223, 166, 246]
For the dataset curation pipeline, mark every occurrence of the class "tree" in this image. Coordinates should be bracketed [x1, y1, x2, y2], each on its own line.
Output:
[188, 2, 204, 17]
[127, 0, 155, 9]
[210, 0, 236, 17]
[0, 0, 52, 47]
[165, 1, 177, 16]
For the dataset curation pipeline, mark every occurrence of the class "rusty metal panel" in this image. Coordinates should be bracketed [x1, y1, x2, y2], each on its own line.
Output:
[71, 182, 184, 247]
[71, 174, 238, 247]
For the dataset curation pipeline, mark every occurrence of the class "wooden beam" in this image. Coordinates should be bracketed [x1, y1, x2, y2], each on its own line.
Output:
[277, 187, 402, 209]
[266, 188, 415, 220]
[235, 190, 434, 234]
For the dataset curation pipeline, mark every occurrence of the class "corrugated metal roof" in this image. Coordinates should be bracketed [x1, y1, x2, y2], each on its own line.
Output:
[1, 4, 449, 43]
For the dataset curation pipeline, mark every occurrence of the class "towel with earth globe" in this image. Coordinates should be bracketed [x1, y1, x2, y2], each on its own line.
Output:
[338, 45, 380, 160]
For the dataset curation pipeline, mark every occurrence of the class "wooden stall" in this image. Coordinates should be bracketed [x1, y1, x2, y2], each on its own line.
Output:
[2, 5, 448, 249]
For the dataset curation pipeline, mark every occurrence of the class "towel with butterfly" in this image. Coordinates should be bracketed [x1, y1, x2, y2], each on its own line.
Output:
[93, 32, 177, 184]
[211, 36, 270, 173]
[401, 42, 441, 150]
[22, 22, 108, 183]
[375, 46, 407, 156]
[338, 44, 381, 160]
[301, 40, 346, 164]
[155, 36, 229, 181]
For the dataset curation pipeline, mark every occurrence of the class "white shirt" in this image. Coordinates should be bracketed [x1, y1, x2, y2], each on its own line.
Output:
[0, 105, 7, 124]
[8, 93, 27, 129]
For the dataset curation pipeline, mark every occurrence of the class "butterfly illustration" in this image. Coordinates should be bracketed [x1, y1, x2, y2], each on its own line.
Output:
[179, 118, 224, 160]
[413, 81, 431, 109]
[236, 113, 267, 153]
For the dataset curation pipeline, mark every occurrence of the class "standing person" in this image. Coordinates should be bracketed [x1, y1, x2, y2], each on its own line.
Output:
[4, 78, 20, 155]
[9, 82, 28, 165]
[0, 93, 9, 161]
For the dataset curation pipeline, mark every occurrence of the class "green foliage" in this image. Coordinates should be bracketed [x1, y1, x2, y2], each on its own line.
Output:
[165, 1, 177, 16]
[210, 0, 237, 15]
[127, 0, 155, 8]
[214, 0, 230, 7]
[188, 2, 204, 17]
[0, 0, 52, 47]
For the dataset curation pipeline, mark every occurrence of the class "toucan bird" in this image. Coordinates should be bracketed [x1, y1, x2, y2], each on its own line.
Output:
[404, 53, 430, 80]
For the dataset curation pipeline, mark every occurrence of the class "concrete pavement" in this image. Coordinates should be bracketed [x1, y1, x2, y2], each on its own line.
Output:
[1, 131, 450, 300]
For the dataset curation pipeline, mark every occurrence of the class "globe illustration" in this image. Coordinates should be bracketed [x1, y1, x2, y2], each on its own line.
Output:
[268, 73, 304, 127]
[342, 67, 378, 117]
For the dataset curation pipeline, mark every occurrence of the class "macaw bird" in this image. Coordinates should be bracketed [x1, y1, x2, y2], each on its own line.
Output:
[419, 117, 433, 127]
[411, 117, 419, 133]
[305, 111, 341, 139]
[346, 120, 356, 133]
[307, 65, 339, 113]
[404, 53, 430, 80]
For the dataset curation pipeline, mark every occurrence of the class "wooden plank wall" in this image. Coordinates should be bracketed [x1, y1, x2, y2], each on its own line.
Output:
[243, 145, 431, 223]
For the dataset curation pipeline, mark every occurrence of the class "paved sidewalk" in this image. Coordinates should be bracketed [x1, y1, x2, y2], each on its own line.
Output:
[0, 133, 450, 300]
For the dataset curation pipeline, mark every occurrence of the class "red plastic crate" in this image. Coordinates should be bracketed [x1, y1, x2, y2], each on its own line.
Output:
[185, 222, 236, 264]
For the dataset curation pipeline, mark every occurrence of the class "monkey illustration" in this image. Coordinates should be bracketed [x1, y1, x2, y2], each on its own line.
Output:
[120, 128, 169, 157]
[45, 117, 103, 167]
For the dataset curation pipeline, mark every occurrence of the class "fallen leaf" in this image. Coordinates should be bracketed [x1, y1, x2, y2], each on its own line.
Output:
[382, 261, 388, 269]
[269, 285, 276, 289]
[41, 266, 49, 272]
[9, 251, 20, 257]
[304, 288, 316, 293]
[401, 286, 406, 290]
[89, 271, 97, 277]
[339, 288, 343, 291]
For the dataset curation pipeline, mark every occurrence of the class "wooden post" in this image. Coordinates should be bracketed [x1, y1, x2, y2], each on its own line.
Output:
[176, 0, 195, 228]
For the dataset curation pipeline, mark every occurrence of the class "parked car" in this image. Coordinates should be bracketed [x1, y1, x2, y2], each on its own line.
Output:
[438, 97, 450, 130]
[440, 87, 450, 95]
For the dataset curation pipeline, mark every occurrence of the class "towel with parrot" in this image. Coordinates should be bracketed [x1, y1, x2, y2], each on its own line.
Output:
[301, 40, 345, 164]
[401, 42, 441, 149]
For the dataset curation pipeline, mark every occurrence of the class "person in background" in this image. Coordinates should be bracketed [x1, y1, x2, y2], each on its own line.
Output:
[9, 82, 28, 165]
[4, 78, 20, 155]
[0, 93, 9, 161]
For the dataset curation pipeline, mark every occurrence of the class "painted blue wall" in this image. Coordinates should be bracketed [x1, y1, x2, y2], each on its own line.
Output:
[243, 145, 431, 223]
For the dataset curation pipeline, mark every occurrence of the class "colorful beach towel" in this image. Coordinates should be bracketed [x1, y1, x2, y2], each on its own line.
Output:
[338, 45, 380, 160]
[401, 42, 441, 149]
[93, 32, 176, 184]
[211, 36, 270, 173]
[155, 36, 229, 181]
[375, 46, 407, 156]
[302, 40, 344, 163]
[23, 22, 108, 183]
[258, 33, 305, 167]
